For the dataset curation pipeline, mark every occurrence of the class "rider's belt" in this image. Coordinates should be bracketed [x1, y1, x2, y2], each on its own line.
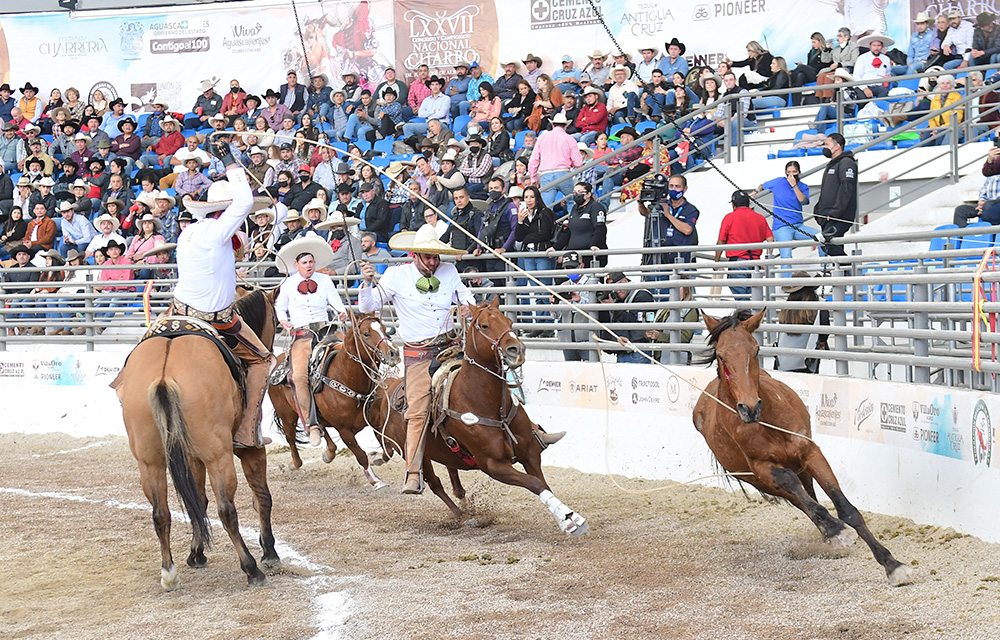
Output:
[173, 299, 235, 324]
[292, 322, 327, 339]
[403, 334, 453, 365]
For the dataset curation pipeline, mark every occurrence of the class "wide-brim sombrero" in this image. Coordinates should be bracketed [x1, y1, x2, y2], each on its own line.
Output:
[184, 180, 272, 219]
[276, 232, 336, 274]
[389, 224, 465, 255]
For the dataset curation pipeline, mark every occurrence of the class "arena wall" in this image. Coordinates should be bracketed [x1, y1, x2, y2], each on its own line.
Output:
[2, 351, 998, 543]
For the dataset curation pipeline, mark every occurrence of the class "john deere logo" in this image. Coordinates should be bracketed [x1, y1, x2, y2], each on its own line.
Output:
[972, 400, 993, 466]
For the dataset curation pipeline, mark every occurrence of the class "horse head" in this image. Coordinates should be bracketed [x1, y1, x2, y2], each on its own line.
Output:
[468, 297, 525, 370]
[703, 309, 766, 424]
[350, 312, 400, 369]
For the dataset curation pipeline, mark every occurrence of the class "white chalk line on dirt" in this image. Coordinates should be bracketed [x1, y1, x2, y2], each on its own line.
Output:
[0, 485, 353, 640]
[30, 440, 112, 458]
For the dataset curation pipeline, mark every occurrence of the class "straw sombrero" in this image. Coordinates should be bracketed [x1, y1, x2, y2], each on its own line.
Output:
[389, 224, 464, 255]
[183, 179, 272, 219]
[276, 232, 336, 274]
[143, 238, 177, 256]
[314, 210, 361, 230]
[92, 212, 121, 233]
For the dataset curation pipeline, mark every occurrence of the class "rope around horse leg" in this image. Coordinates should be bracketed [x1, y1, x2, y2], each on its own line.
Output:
[208, 130, 813, 444]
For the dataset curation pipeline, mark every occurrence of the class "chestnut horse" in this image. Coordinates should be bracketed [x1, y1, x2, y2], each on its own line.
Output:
[693, 310, 913, 586]
[270, 313, 400, 483]
[112, 290, 280, 590]
[370, 298, 588, 536]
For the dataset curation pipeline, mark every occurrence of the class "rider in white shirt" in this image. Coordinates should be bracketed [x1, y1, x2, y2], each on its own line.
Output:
[274, 234, 348, 446]
[172, 141, 274, 448]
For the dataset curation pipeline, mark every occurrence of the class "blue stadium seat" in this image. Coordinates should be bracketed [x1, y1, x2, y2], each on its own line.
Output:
[609, 123, 627, 140]
[928, 224, 961, 253]
[960, 221, 994, 252]
[372, 139, 395, 156]
[514, 130, 530, 150]
[453, 115, 472, 135]
[137, 113, 151, 129]
[635, 120, 657, 134]
[332, 140, 348, 153]
[369, 156, 390, 169]
[776, 149, 805, 158]
[354, 140, 373, 153]
[794, 128, 818, 140]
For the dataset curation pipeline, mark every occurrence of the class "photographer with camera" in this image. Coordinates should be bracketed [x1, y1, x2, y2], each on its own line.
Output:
[814, 133, 857, 258]
[637, 173, 699, 278]
[598, 271, 656, 364]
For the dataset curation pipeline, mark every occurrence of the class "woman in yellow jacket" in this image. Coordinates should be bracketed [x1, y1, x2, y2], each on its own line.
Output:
[927, 74, 963, 146]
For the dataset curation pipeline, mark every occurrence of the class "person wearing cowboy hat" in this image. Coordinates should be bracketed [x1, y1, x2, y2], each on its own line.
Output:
[175, 152, 213, 202]
[248, 207, 278, 250]
[57, 198, 95, 257]
[0, 121, 24, 172]
[86, 212, 127, 259]
[274, 233, 349, 446]
[0, 83, 15, 123]
[147, 190, 182, 242]
[23, 138, 55, 177]
[27, 175, 57, 218]
[852, 33, 894, 99]
[889, 13, 935, 76]
[184, 78, 223, 130]
[140, 98, 170, 148]
[522, 53, 544, 92]
[332, 181, 363, 220]
[457, 134, 492, 195]
[125, 213, 167, 278]
[970, 12, 1000, 66]
[357, 223, 475, 493]
[300, 197, 330, 239]
[2, 243, 41, 331]
[341, 71, 363, 106]
[53, 118, 81, 159]
[775, 271, 829, 373]
[402, 76, 451, 139]
[526, 111, 582, 208]
[91, 237, 133, 331]
[176, 210, 195, 234]
[306, 73, 333, 124]
[172, 141, 276, 448]
[493, 59, 523, 101]
[138, 115, 184, 169]
[274, 208, 309, 250]
[635, 45, 661, 84]
[260, 88, 293, 131]
[17, 82, 41, 123]
[585, 49, 612, 87]
[658, 38, 689, 78]
[110, 116, 140, 173]
[99, 97, 129, 138]
[317, 208, 364, 274]
[942, 9, 975, 69]
[607, 64, 640, 125]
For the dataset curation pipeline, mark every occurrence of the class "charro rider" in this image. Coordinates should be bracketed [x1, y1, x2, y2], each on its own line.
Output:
[274, 233, 349, 448]
[172, 140, 274, 449]
[358, 224, 563, 495]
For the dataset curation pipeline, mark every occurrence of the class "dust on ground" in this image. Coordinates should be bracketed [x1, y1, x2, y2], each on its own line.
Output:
[2, 433, 1000, 640]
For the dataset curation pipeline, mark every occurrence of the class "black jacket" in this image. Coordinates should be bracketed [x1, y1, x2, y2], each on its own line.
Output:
[604, 287, 655, 347]
[514, 205, 555, 250]
[362, 197, 392, 239]
[555, 197, 607, 252]
[401, 199, 427, 231]
[814, 151, 858, 233]
[285, 180, 322, 212]
[279, 83, 307, 113]
[442, 203, 479, 252]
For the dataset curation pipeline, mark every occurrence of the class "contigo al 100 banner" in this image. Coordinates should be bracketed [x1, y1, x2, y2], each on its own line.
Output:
[0, 0, 922, 117]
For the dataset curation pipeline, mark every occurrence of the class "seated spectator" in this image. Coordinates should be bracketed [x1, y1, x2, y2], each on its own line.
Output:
[246, 114, 276, 151]
[468, 83, 502, 134]
[407, 64, 431, 120]
[607, 65, 640, 125]
[342, 89, 379, 143]
[140, 98, 169, 148]
[891, 14, 934, 76]
[285, 164, 322, 211]
[924, 74, 964, 146]
[374, 67, 407, 113]
[358, 181, 391, 243]
[657, 39, 689, 78]
[220, 78, 248, 126]
[485, 116, 513, 165]
[100, 98, 129, 138]
[124, 214, 168, 279]
[941, 9, 975, 69]
[638, 69, 672, 120]
[526, 74, 563, 132]
[260, 88, 292, 131]
[0, 206, 27, 257]
[852, 33, 894, 99]
[168, 136, 210, 175]
[138, 115, 183, 169]
[775, 273, 829, 373]
[494, 59, 523, 102]
[0, 122, 25, 172]
[601, 126, 642, 197]
[373, 86, 405, 139]
[2, 244, 41, 331]
[504, 80, 537, 132]
[954, 146, 1000, 227]
[110, 117, 140, 173]
[93, 239, 134, 327]
[175, 154, 212, 202]
[552, 55, 582, 95]
[813, 69, 858, 127]
[729, 40, 774, 90]
[17, 82, 42, 123]
[53, 118, 81, 159]
[446, 63, 472, 117]
[28, 176, 57, 217]
[752, 57, 792, 112]
[83, 114, 112, 152]
[361, 230, 392, 262]
[458, 135, 493, 194]
[57, 199, 95, 257]
[0, 169, 14, 217]
[600, 271, 656, 363]
[970, 12, 1000, 66]
[402, 76, 450, 138]
[24, 201, 57, 251]
[45, 248, 89, 335]
[185, 79, 223, 130]
[399, 181, 426, 231]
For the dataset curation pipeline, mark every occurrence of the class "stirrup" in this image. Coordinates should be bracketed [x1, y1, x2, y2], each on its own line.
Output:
[402, 471, 424, 495]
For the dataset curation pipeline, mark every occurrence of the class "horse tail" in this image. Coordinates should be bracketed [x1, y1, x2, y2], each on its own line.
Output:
[149, 379, 212, 548]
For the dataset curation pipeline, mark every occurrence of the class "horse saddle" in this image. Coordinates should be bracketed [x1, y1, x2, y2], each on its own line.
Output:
[140, 315, 245, 393]
[388, 348, 465, 416]
[267, 327, 344, 391]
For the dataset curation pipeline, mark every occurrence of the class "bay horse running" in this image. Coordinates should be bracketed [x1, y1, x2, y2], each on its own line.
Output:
[270, 313, 400, 484]
[370, 298, 588, 536]
[693, 310, 913, 586]
[112, 290, 280, 590]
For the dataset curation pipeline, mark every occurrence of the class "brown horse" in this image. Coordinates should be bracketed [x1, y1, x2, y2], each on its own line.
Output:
[112, 290, 280, 590]
[370, 298, 588, 535]
[270, 313, 400, 483]
[693, 310, 913, 586]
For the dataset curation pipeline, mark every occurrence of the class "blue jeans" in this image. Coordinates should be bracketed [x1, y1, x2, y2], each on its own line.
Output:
[644, 93, 669, 117]
[58, 239, 84, 258]
[94, 296, 127, 320]
[139, 152, 162, 168]
[518, 256, 554, 323]
[344, 114, 374, 141]
[458, 100, 472, 116]
[44, 296, 81, 328]
[773, 223, 824, 264]
[610, 93, 639, 123]
[753, 95, 786, 112]
[2, 160, 16, 172]
[942, 58, 964, 70]
[574, 130, 599, 146]
[726, 261, 755, 300]
[601, 167, 625, 198]
[617, 351, 651, 364]
[401, 120, 429, 138]
[539, 171, 573, 208]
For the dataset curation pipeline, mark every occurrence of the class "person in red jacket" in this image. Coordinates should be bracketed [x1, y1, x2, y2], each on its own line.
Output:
[138, 115, 184, 168]
[220, 79, 248, 125]
[573, 87, 608, 146]
[715, 190, 773, 300]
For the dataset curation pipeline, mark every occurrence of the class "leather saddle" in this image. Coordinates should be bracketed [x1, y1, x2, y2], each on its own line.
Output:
[268, 326, 343, 391]
[389, 346, 465, 419]
[139, 315, 246, 398]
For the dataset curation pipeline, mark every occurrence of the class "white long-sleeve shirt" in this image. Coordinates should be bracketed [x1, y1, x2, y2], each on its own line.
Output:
[852, 52, 892, 84]
[173, 168, 252, 312]
[607, 80, 639, 111]
[943, 20, 975, 55]
[275, 272, 346, 327]
[357, 262, 474, 344]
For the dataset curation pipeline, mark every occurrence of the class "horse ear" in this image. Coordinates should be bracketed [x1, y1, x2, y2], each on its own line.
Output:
[488, 296, 500, 310]
[266, 288, 280, 305]
[742, 308, 767, 333]
[702, 313, 719, 332]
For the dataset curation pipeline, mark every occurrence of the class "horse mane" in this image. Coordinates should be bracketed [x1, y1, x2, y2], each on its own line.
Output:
[696, 310, 754, 366]
[233, 290, 267, 338]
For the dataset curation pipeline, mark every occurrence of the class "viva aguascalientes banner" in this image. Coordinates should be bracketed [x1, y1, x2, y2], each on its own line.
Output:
[0, 0, 960, 116]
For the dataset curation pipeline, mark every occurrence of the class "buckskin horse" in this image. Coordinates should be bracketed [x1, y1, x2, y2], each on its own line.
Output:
[693, 310, 913, 586]
[112, 289, 280, 590]
[270, 313, 400, 483]
[369, 298, 588, 536]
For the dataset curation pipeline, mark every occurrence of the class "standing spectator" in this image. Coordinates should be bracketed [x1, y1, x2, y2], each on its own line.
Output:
[638, 173, 699, 270]
[634, 46, 661, 85]
[446, 63, 472, 117]
[942, 9, 976, 69]
[140, 99, 168, 148]
[814, 133, 857, 258]
[528, 113, 582, 208]
[852, 33, 894, 99]
[607, 65, 640, 125]
[550, 251, 597, 360]
[406, 64, 431, 121]
[185, 80, 223, 130]
[657, 38, 690, 78]
[493, 60, 523, 102]
[714, 190, 773, 300]
[279, 70, 307, 120]
[441, 187, 480, 255]
[515, 185, 556, 330]
[775, 273, 829, 373]
[754, 161, 822, 265]
[0, 167, 13, 215]
[551, 182, 607, 266]
[522, 53, 544, 92]
[473, 177, 517, 273]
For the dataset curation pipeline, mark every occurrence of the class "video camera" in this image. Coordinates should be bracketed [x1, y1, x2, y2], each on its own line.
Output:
[639, 172, 670, 204]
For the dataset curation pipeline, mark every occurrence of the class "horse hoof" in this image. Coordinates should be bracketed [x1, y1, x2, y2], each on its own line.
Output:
[372, 480, 388, 490]
[291, 458, 303, 470]
[186, 551, 208, 569]
[247, 571, 268, 587]
[261, 555, 281, 570]
[160, 565, 181, 591]
[887, 563, 914, 587]
[322, 450, 335, 464]
[368, 451, 387, 467]
[561, 512, 589, 536]
[828, 526, 858, 549]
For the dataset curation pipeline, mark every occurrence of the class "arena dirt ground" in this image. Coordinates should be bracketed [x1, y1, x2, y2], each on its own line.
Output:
[2, 432, 1000, 640]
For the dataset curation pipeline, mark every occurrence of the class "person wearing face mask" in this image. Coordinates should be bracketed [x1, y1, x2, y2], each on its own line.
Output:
[457, 135, 493, 195]
[316, 209, 364, 275]
[221, 79, 248, 126]
[813, 132, 857, 258]
[285, 164, 323, 211]
[551, 181, 607, 267]
[472, 177, 517, 273]
[550, 251, 597, 361]
[638, 173, 699, 273]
